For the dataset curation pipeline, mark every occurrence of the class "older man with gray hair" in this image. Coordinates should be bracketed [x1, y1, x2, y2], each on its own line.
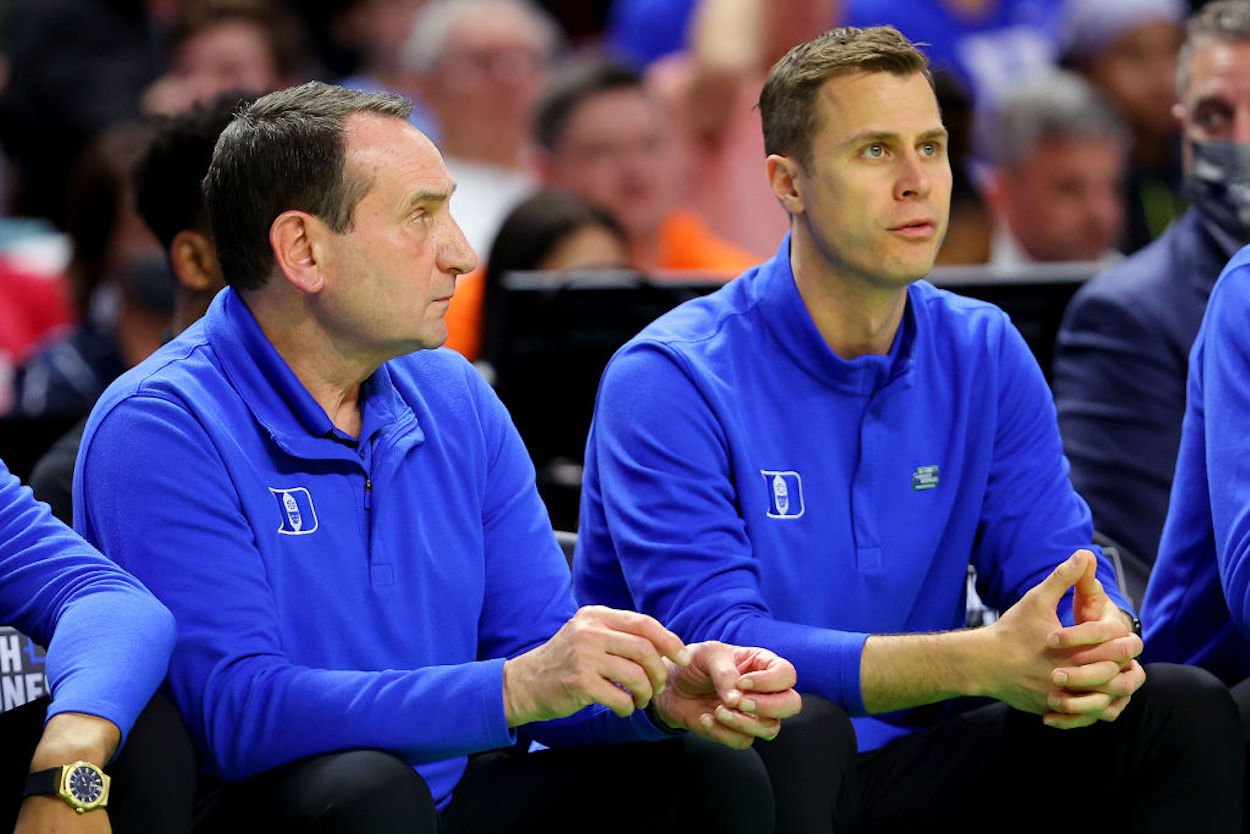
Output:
[73, 80, 799, 833]
[402, 0, 558, 255]
[982, 68, 1130, 269]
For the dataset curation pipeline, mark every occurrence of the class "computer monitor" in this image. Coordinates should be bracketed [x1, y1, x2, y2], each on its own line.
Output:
[485, 268, 723, 528]
[486, 261, 1098, 526]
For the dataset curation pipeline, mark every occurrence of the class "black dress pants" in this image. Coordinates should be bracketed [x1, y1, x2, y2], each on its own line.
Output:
[0, 693, 197, 832]
[198, 734, 775, 834]
[758, 663, 1242, 833]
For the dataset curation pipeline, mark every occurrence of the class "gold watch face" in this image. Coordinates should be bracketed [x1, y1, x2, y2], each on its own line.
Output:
[60, 762, 108, 812]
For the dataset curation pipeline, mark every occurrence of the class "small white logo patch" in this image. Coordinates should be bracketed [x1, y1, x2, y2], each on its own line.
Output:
[761, 470, 804, 519]
[269, 487, 319, 535]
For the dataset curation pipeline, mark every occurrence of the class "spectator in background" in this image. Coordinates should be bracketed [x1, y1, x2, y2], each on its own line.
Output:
[444, 189, 628, 362]
[402, 0, 557, 256]
[533, 58, 756, 275]
[1061, 0, 1187, 253]
[981, 70, 1129, 269]
[1055, 0, 1250, 573]
[332, 0, 439, 138]
[141, 0, 310, 116]
[647, 0, 836, 259]
[0, 261, 73, 415]
[13, 122, 172, 421]
[28, 93, 249, 525]
[0, 0, 173, 226]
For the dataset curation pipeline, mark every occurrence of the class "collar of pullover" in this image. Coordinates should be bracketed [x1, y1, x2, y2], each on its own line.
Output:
[753, 233, 917, 397]
[205, 288, 420, 460]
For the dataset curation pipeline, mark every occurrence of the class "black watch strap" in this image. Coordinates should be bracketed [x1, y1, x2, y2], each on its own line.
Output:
[23, 767, 63, 799]
[1120, 608, 1143, 637]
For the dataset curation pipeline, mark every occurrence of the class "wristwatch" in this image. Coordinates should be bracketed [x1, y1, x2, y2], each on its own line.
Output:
[23, 761, 110, 813]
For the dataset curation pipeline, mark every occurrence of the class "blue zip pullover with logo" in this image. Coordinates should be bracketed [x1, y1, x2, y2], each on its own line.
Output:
[573, 234, 1127, 752]
[74, 288, 664, 807]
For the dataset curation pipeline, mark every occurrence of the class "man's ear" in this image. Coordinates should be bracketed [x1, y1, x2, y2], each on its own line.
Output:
[766, 154, 804, 216]
[269, 210, 328, 294]
[169, 230, 225, 293]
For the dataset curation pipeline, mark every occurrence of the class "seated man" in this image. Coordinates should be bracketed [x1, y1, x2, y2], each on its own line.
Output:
[0, 460, 188, 832]
[74, 82, 800, 832]
[573, 25, 1241, 831]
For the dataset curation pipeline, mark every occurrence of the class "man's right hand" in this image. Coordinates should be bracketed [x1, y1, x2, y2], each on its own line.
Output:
[502, 606, 692, 727]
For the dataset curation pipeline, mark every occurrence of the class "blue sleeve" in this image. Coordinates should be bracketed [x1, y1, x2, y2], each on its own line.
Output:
[468, 373, 669, 747]
[1054, 283, 1179, 563]
[1203, 269, 1250, 635]
[582, 344, 869, 716]
[0, 460, 173, 747]
[75, 396, 516, 781]
[972, 319, 1130, 620]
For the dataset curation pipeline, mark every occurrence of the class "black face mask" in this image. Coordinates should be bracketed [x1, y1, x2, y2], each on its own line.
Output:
[1186, 139, 1250, 244]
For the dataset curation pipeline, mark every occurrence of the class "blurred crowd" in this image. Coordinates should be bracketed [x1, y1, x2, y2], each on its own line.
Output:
[0, 0, 1209, 427]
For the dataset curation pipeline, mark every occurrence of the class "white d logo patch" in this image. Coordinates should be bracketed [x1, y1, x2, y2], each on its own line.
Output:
[760, 470, 804, 519]
[269, 487, 319, 535]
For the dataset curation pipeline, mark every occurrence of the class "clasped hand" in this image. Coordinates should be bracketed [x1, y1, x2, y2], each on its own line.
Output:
[502, 606, 801, 748]
[987, 549, 1144, 729]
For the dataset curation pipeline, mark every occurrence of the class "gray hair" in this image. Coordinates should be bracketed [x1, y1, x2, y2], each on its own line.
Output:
[985, 69, 1129, 169]
[1178, 0, 1250, 96]
[401, 0, 560, 74]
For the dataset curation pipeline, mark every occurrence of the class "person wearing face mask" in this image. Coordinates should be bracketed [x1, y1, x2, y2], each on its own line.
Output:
[1134, 4, 1250, 792]
[1052, 0, 1250, 587]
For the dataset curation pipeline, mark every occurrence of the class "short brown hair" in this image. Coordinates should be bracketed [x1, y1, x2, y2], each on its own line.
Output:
[759, 26, 932, 170]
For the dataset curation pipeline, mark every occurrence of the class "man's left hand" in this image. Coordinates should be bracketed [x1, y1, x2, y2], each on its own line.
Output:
[1044, 550, 1146, 728]
[651, 642, 801, 749]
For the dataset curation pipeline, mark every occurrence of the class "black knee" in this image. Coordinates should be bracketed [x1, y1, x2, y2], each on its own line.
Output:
[109, 693, 198, 833]
[1137, 662, 1240, 743]
[671, 735, 775, 834]
[754, 694, 856, 834]
[280, 749, 437, 833]
[757, 693, 857, 770]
